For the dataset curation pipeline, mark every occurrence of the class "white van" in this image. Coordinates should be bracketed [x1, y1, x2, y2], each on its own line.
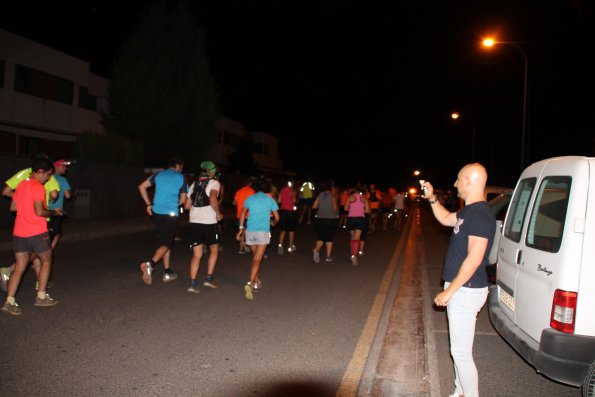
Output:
[488, 156, 595, 397]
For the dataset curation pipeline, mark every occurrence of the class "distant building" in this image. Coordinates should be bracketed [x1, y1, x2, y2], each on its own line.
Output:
[0, 28, 107, 157]
[210, 117, 284, 173]
[0, 28, 284, 174]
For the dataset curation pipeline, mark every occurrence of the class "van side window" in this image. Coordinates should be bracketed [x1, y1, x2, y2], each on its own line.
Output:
[525, 176, 570, 253]
[504, 178, 536, 243]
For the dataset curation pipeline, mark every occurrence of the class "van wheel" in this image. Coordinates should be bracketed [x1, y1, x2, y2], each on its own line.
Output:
[583, 361, 595, 397]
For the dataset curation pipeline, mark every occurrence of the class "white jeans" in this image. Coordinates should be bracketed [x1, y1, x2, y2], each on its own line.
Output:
[444, 282, 488, 397]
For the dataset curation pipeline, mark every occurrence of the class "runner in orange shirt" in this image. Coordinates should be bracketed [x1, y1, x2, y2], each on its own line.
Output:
[232, 177, 255, 254]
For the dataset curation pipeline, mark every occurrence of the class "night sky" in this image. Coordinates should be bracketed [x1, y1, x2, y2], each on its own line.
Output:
[1, 1, 594, 189]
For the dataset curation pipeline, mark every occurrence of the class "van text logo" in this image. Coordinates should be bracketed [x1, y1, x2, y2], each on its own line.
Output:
[537, 264, 553, 276]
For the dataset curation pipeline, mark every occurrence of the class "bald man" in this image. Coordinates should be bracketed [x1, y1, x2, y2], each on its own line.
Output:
[421, 163, 496, 397]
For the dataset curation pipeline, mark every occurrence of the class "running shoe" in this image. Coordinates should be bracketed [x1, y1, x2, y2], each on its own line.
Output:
[277, 244, 284, 255]
[163, 270, 177, 282]
[34, 294, 58, 307]
[140, 261, 153, 285]
[203, 279, 219, 289]
[1, 302, 21, 316]
[0, 267, 11, 292]
[325, 257, 333, 262]
[313, 249, 320, 263]
[358, 250, 365, 256]
[287, 245, 296, 253]
[253, 280, 262, 292]
[187, 285, 200, 294]
[238, 248, 247, 254]
[351, 255, 358, 266]
[244, 282, 253, 300]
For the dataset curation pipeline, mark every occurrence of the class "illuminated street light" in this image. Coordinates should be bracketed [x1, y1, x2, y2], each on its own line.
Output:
[413, 170, 421, 177]
[451, 112, 476, 162]
[482, 37, 528, 173]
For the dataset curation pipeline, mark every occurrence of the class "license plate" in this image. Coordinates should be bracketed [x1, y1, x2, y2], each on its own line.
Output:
[499, 286, 515, 312]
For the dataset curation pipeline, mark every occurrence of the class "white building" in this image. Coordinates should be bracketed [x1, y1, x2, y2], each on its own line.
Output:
[0, 28, 284, 173]
[211, 117, 283, 173]
[0, 28, 107, 157]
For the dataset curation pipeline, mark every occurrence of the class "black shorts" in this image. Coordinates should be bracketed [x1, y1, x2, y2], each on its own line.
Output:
[13, 232, 52, 254]
[47, 215, 63, 241]
[315, 218, 338, 242]
[300, 198, 313, 206]
[346, 216, 366, 231]
[279, 210, 297, 231]
[188, 223, 220, 247]
[153, 214, 179, 247]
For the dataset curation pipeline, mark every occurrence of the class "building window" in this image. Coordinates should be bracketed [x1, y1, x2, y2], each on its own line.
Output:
[0, 60, 4, 88]
[78, 86, 98, 111]
[223, 131, 240, 147]
[14, 64, 73, 104]
[0, 130, 16, 153]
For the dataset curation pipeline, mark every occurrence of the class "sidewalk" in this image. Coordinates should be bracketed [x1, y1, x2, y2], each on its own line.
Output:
[357, 204, 435, 396]
[0, 216, 156, 253]
[0, 207, 238, 253]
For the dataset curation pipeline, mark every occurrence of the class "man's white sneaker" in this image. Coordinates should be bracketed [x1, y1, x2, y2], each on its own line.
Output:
[313, 249, 320, 263]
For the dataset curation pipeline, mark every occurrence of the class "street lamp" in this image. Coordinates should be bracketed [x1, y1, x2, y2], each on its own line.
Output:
[482, 37, 528, 173]
[450, 112, 476, 162]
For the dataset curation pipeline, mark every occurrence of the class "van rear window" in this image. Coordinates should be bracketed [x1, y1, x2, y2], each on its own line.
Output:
[525, 177, 570, 253]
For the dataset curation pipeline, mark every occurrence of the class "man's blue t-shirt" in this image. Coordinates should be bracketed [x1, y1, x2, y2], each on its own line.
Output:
[148, 169, 187, 216]
[443, 201, 496, 288]
[49, 174, 71, 210]
[244, 192, 279, 232]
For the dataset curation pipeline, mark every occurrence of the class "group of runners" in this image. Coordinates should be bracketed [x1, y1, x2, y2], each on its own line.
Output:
[1, 153, 72, 316]
[1, 153, 411, 312]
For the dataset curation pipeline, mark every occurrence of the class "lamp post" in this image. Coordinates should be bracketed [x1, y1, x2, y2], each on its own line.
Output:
[482, 38, 528, 173]
[450, 112, 476, 162]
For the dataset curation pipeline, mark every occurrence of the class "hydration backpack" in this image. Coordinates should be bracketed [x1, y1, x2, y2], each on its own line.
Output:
[191, 177, 211, 207]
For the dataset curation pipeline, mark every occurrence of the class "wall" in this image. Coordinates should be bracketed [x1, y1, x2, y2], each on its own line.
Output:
[0, 155, 145, 230]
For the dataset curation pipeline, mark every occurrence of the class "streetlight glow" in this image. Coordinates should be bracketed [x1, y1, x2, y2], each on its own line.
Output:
[481, 36, 528, 173]
[450, 111, 476, 162]
[482, 38, 495, 47]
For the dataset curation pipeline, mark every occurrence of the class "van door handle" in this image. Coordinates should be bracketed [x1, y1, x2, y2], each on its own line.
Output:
[516, 250, 522, 265]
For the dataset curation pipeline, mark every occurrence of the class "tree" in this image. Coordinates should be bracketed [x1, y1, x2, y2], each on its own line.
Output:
[101, 0, 221, 171]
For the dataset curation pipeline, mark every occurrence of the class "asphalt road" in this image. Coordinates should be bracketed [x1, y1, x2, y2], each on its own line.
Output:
[0, 214, 409, 396]
[0, 205, 583, 396]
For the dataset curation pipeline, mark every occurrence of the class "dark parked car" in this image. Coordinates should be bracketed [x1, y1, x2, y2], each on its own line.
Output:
[487, 190, 513, 283]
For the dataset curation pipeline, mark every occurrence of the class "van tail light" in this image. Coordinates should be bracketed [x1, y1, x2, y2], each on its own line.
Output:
[550, 289, 577, 333]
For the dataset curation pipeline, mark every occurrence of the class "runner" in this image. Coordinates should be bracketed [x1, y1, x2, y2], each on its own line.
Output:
[236, 176, 279, 300]
[2, 158, 60, 316]
[137, 157, 187, 285]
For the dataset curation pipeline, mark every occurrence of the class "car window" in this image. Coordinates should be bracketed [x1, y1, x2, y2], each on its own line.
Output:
[504, 178, 536, 243]
[488, 192, 512, 221]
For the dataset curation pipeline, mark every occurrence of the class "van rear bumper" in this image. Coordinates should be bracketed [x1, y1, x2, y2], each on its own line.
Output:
[488, 286, 595, 387]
